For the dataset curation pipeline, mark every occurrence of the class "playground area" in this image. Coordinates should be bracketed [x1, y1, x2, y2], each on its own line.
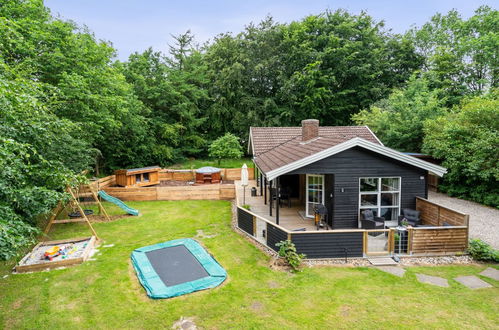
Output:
[1, 200, 497, 329]
[14, 181, 141, 274]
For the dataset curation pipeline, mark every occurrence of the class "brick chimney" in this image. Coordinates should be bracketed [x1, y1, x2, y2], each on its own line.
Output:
[301, 119, 319, 141]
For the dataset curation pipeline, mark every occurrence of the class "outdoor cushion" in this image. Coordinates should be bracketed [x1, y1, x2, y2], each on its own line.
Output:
[362, 210, 375, 220]
[402, 209, 420, 222]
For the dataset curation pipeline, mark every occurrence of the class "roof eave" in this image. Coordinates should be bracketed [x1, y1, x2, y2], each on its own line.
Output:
[265, 138, 447, 180]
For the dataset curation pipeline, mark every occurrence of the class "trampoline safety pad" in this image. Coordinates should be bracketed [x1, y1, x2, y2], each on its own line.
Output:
[131, 238, 227, 299]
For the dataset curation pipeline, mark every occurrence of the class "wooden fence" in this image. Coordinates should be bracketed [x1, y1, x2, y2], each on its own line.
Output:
[410, 227, 468, 255]
[101, 184, 235, 201]
[86, 167, 253, 201]
[158, 168, 255, 181]
[416, 197, 469, 226]
[235, 196, 470, 259]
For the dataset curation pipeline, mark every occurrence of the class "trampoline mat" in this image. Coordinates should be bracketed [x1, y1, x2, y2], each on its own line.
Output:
[145, 245, 209, 286]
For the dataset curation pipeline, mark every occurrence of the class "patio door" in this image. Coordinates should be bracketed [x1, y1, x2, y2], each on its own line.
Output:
[306, 174, 324, 217]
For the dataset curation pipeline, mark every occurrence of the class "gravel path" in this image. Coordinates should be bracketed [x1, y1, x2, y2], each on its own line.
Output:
[429, 191, 499, 249]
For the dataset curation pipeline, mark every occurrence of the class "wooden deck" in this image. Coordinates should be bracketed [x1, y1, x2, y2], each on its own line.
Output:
[236, 180, 320, 231]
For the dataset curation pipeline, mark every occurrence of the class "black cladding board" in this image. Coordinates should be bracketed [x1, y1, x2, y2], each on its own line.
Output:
[266, 223, 288, 252]
[145, 245, 209, 286]
[237, 208, 254, 235]
[291, 232, 363, 258]
[287, 147, 427, 229]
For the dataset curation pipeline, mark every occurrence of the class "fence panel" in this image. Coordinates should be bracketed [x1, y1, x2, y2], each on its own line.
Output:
[237, 207, 254, 236]
[266, 223, 288, 252]
[291, 232, 363, 258]
[416, 197, 469, 226]
[410, 227, 468, 255]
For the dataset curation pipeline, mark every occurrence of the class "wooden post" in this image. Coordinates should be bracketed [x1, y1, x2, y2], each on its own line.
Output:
[253, 216, 256, 236]
[269, 180, 272, 217]
[363, 231, 367, 255]
[43, 201, 65, 235]
[259, 173, 263, 196]
[388, 228, 395, 255]
[465, 214, 470, 249]
[264, 178, 267, 205]
[407, 226, 413, 255]
[276, 177, 280, 225]
[68, 188, 99, 240]
[89, 184, 110, 221]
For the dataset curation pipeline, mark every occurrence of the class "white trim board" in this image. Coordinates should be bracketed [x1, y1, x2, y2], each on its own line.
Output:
[247, 127, 255, 155]
[265, 137, 447, 180]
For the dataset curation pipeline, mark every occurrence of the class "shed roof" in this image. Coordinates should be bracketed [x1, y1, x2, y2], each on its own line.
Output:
[123, 166, 161, 174]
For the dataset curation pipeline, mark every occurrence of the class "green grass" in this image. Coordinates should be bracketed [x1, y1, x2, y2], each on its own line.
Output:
[169, 158, 254, 169]
[1, 200, 498, 329]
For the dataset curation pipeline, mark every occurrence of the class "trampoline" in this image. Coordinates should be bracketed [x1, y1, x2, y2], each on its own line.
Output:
[131, 238, 226, 299]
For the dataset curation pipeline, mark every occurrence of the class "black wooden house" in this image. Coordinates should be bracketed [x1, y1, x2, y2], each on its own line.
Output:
[248, 119, 447, 230]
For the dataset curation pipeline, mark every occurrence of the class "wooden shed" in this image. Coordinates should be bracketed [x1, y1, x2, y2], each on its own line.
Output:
[115, 166, 161, 187]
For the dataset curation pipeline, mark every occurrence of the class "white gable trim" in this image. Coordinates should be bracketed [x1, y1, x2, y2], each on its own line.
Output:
[265, 137, 447, 180]
[247, 127, 255, 155]
[365, 126, 384, 146]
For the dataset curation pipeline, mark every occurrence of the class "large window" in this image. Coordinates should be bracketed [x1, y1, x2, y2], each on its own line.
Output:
[359, 177, 400, 220]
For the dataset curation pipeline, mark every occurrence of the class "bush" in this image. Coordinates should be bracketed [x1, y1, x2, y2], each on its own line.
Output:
[208, 133, 243, 166]
[468, 239, 499, 262]
[275, 240, 305, 271]
[423, 93, 499, 208]
[0, 207, 39, 260]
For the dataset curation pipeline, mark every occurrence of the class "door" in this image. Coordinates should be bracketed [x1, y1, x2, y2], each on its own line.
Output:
[306, 174, 325, 217]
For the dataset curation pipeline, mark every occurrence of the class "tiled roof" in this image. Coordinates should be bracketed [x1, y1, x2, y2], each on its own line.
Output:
[250, 126, 382, 174]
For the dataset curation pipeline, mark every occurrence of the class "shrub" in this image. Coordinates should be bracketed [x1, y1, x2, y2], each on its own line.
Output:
[423, 93, 499, 208]
[468, 239, 499, 262]
[275, 240, 305, 271]
[208, 133, 243, 166]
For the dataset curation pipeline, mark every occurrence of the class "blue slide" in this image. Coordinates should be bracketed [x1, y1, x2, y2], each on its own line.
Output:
[98, 190, 139, 216]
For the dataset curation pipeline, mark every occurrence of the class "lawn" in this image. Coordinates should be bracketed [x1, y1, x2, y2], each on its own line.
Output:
[0, 200, 497, 329]
[169, 158, 254, 169]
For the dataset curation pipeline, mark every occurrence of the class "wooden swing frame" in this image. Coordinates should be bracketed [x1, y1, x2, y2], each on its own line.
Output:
[44, 183, 110, 239]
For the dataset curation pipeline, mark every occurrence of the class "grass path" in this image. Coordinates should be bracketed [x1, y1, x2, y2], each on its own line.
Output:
[0, 200, 498, 329]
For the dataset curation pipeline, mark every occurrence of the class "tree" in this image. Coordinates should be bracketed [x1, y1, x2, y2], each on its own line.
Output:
[352, 75, 447, 152]
[0, 70, 84, 260]
[423, 92, 499, 207]
[208, 133, 243, 165]
[407, 6, 499, 106]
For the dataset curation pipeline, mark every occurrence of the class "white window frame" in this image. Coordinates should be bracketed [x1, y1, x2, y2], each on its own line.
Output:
[358, 177, 402, 224]
[306, 174, 325, 218]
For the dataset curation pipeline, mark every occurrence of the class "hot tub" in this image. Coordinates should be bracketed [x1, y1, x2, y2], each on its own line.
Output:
[195, 166, 221, 184]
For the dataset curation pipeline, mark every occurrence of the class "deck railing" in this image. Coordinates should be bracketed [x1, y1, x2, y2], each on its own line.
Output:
[235, 196, 470, 259]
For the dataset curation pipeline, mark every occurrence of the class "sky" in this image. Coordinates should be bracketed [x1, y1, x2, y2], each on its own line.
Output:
[44, 0, 496, 61]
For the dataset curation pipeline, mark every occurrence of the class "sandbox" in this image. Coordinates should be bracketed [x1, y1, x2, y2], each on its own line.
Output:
[15, 236, 96, 273]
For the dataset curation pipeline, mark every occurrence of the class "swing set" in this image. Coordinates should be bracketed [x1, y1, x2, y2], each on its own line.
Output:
[44, 182, 110, 239]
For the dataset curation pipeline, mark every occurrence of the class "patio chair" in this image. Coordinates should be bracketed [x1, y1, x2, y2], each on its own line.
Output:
[270, 187, 291, 208]
[398, 208, 421, 227]
[360, 210, 385, 236]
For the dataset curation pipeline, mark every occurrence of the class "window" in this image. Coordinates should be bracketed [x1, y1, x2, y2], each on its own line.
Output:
[359, 177, 400, 221]
[306, 174, 324, 217]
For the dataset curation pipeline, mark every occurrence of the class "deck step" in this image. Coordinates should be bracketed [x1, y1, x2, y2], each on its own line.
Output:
[368, 257, 398, 266]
